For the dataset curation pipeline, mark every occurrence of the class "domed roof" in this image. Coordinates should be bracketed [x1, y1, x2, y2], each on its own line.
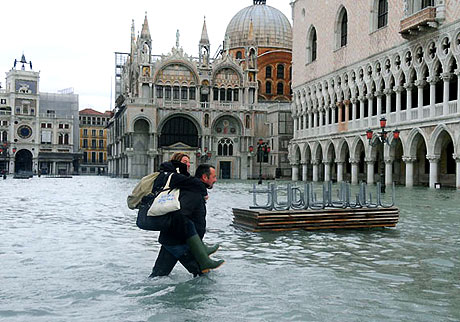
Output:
[225, 1, 292, 50]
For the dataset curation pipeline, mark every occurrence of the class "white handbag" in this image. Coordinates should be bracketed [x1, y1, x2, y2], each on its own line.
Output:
[147, 173, 181, 217]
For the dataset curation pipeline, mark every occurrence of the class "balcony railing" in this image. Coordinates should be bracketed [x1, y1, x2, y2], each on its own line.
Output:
[400, 7, 437, 38]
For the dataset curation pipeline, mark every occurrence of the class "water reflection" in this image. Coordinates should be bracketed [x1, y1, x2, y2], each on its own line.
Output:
[0, 177, 459, 321]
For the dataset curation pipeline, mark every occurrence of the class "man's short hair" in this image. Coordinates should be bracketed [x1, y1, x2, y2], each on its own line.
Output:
[195, 164, 215, 178]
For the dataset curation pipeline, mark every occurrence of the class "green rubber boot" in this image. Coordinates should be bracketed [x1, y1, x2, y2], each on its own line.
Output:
[204, 243, 219, 255]
[186, 235, 224, 273]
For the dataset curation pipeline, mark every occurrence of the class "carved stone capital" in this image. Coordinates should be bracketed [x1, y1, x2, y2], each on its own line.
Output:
[426, 155, 440, 162]
[402, 156, 416, 163]
[414, 80, 426, 87]
[441, 72, 452, 81]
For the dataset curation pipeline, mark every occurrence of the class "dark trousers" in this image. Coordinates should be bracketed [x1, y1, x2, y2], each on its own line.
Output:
[150, 245, 202, 278]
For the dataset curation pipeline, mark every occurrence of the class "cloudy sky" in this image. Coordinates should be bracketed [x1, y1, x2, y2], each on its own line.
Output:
[0, 0, 292, 112]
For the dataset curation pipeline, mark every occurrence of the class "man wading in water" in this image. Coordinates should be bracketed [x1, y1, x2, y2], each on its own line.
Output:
[149, 155, 224, 277]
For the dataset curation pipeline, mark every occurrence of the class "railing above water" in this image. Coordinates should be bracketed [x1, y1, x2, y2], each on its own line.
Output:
[250, 181, 396, 211]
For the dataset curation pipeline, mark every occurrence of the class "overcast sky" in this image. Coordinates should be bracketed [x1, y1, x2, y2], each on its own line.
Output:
[0, 0, 292, 112]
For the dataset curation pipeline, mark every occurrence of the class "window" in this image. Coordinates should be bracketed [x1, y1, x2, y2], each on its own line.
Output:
[83, 139, 88, 148]
[217, 138, 234, 156]
[308, 27, 317, 62]
[58, 134, 63, 145]
[83, 129, 88, 136]
[181, 87, 188, 100]
[266, 81, 272, 94]
[277, 82, 284, 95]
[227, 88, 233, 101]
[340, 9, 348, 47]
[277, 64, 285, 79]
[41, 123, 46, 128]
[421, 0, 434, 9]
[236, 51, 242, 59]
[213, 88, 219, 101]
[233, 89, 239, 101]
[64, 124, 69, 129]
[279, 112, 293, 135]
[189, 87, 196, 100]
[99, 140, 104, 148]
[2, 131, 7, 142]
[173, 86, 180, 100]
[99, 130, 103, 137]
[0, 99, 6, 104]
[92, 139, 96, 148]
[220, 88, 226, 101]
[377, 0, 388, 29]
[59, 123, 64, 129]
[156, 85, 163, 98]
[204, 114, 210, 127]
[83, 153, 88, 163]
[64, 134, 69, 145]
[99, 152, 104, 163]
[165, 86, 171, 99]
[47, 123, 52, 128]
[92, 129, 96, 137]
[92, 152, 96, 163]
[266, 66, 272, 78]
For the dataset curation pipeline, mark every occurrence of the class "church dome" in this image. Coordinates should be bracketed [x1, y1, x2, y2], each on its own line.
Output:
[225, 1, 292, 50]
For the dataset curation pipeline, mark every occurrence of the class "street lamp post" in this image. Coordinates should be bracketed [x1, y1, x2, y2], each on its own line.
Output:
[366, 117, 400, 193]
[249, 138, 270, 184]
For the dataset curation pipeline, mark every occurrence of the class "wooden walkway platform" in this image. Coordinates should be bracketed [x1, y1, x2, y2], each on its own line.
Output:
[232, 207, 399, 232]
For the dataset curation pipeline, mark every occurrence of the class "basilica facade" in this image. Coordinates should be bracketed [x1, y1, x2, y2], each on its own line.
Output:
[290, 0, 460, 188]
[107, 0, 293, 179]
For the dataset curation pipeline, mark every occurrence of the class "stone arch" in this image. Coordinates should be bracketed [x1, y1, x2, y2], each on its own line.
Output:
[211, 114, 243, 136]
[430, 124, 455, 156]
[131, 116, 152, 133]
[303, 143, 312, 163]
[292, 143, 301, 163]
[154, 60, 199, 85]
[15, 149, 33, 173]
[158, 114, 201, 148]
[406, 127, 428, 158]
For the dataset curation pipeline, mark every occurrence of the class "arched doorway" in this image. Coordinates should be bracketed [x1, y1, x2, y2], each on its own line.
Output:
[159, 116, 199, 148]
[132, 118, 150, 178]
[15, 149, 33, 173]
[433, 130, 455, 187]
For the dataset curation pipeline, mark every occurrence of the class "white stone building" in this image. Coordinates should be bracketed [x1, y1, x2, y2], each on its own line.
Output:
[0, 55, 79, 175]
[108, 1, 293, 179]
[289, 0, 460, 188]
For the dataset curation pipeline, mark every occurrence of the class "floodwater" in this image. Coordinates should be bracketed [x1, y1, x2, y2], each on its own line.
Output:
[0, 176, 459, 322]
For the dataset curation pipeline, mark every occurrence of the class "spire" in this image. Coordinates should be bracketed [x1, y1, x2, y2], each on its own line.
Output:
[248, 19, 254, 42]
[140, 12, 151, 40]
[200, 16, 210, 45]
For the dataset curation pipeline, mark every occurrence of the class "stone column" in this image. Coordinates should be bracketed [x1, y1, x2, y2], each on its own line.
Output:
[403, 156, 415, 187]
[415, 80, 426, 109]
[293, 118, 298, 136]
[336, 161, 344, 183]
[427, 155, 440, 189]
[441, 72, 451, 115]
[312, 160, 320, 182]
[337, 102, 343, 122]
[344, 100, 350, 122]
[455, 155, 460, 189]
[404, 83, 413, 110]
[428, 77, 437, 117]
[325, 108, 330, 126]
[324, 161, 331, 182]
[366, 159, 375, 184]
[385, 158, 393, 186]
[385, 89, 391, 115]
[303, 114, 307, 130]
[350, 159, 359, 185]
[291, 163, 299, 181]
[351, 98, 357, 121]
[394, 86, 403, 122]
[313, 111, 318, 128]
[376, 91, 382, 116]
[302, 162, 308, 182]
[367, 93, 374, 117]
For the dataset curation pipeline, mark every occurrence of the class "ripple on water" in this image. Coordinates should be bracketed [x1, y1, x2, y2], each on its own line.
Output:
[1, 178, 460, 321]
